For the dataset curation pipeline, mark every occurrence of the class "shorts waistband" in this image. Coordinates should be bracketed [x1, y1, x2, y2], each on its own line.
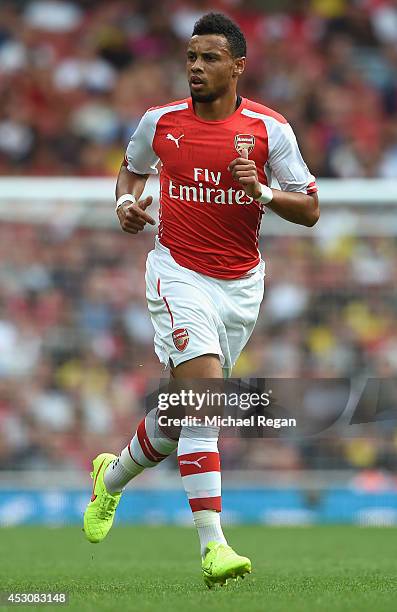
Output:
[154, 236, 265, 279]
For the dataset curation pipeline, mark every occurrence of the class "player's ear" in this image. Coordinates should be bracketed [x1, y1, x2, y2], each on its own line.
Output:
[233, 57, 245, 78]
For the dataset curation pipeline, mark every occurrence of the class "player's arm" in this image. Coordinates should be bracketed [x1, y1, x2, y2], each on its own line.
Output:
[116, 165, 149, 202]
[116, 110, 160, 235]
[262, 188, 319, 228]
[229, 123, 319, 227]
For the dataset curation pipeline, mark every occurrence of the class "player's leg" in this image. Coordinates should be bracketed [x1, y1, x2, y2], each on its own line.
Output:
[83, 246, 179, 543]
[103, 408, 178, 493]
[173, 355, 226, 553]
[174, 355, 251, 587]
[185, 261, 264, 583]
[82, 243, 216, 544]
[183, 260, 264, 583]
[145, 242, 254, 584]
[83, 407, 178, 543]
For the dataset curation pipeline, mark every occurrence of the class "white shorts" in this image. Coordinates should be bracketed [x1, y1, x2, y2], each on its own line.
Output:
[145, 238, 265, 377]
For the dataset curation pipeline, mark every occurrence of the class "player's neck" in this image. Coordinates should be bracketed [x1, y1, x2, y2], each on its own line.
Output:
[192, 91, 239, 121]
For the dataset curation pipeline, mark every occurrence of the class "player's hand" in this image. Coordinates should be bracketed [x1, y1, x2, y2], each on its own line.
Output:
[117, 196, 156, 234]
[228, 148, 262, 200]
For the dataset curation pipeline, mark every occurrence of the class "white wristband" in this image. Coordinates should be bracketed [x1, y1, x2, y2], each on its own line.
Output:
[256, 183, 273, 205]
[116, 193, 136, 211]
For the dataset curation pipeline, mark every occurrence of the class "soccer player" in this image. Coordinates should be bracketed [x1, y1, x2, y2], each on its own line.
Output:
[83, 13, 319, 587]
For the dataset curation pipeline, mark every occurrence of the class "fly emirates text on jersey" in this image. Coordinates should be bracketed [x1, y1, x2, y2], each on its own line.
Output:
[168, 167, 255, 206]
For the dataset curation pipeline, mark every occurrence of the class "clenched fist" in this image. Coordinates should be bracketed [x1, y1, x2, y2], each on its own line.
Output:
[228, 148, 262, 200]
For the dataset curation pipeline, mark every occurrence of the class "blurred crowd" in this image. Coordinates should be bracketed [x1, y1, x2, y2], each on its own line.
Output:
[1, 0, 396, 478]
[0, 223, 396, 473]
[0, 0, 397, 178]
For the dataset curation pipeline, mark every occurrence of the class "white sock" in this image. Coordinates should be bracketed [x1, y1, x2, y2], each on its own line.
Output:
[104, 408, 178, 494]
[104, 450, 143, 494]
[193, 510, 227, 557]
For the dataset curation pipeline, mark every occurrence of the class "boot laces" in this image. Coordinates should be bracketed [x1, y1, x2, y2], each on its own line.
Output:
[98, 494, 117, 520]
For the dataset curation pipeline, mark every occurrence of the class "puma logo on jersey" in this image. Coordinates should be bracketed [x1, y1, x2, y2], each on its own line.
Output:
[179, 456, 207, 468]
[166, 133, 184, 148]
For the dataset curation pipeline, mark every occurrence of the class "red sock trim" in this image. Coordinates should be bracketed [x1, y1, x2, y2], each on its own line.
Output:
[127, 442, 144, 468]
[189, 496, 222, 512]
[178, 452, 220, 476]
[137, 418, 168, 463]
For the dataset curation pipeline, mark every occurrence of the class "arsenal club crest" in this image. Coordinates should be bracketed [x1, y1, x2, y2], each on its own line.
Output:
[172, 328, 189, 351]
[234, 134, 255, 155]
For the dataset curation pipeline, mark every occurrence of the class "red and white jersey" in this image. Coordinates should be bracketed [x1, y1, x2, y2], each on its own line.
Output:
[124, 96, 317, 279]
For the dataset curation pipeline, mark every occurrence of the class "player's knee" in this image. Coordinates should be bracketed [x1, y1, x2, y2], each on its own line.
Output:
[172, 354, 222, 378]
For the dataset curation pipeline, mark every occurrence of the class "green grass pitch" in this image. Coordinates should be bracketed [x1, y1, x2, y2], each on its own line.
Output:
[1, 526, 396, 612]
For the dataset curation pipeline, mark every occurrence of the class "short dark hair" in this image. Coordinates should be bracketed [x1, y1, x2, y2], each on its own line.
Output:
[192, 12, 247, 58]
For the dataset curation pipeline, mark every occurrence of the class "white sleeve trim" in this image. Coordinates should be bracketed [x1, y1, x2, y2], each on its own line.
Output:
[242, 108, 316, 194]
[125, 102, 188, 175]
[267, 122, 316, 193]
